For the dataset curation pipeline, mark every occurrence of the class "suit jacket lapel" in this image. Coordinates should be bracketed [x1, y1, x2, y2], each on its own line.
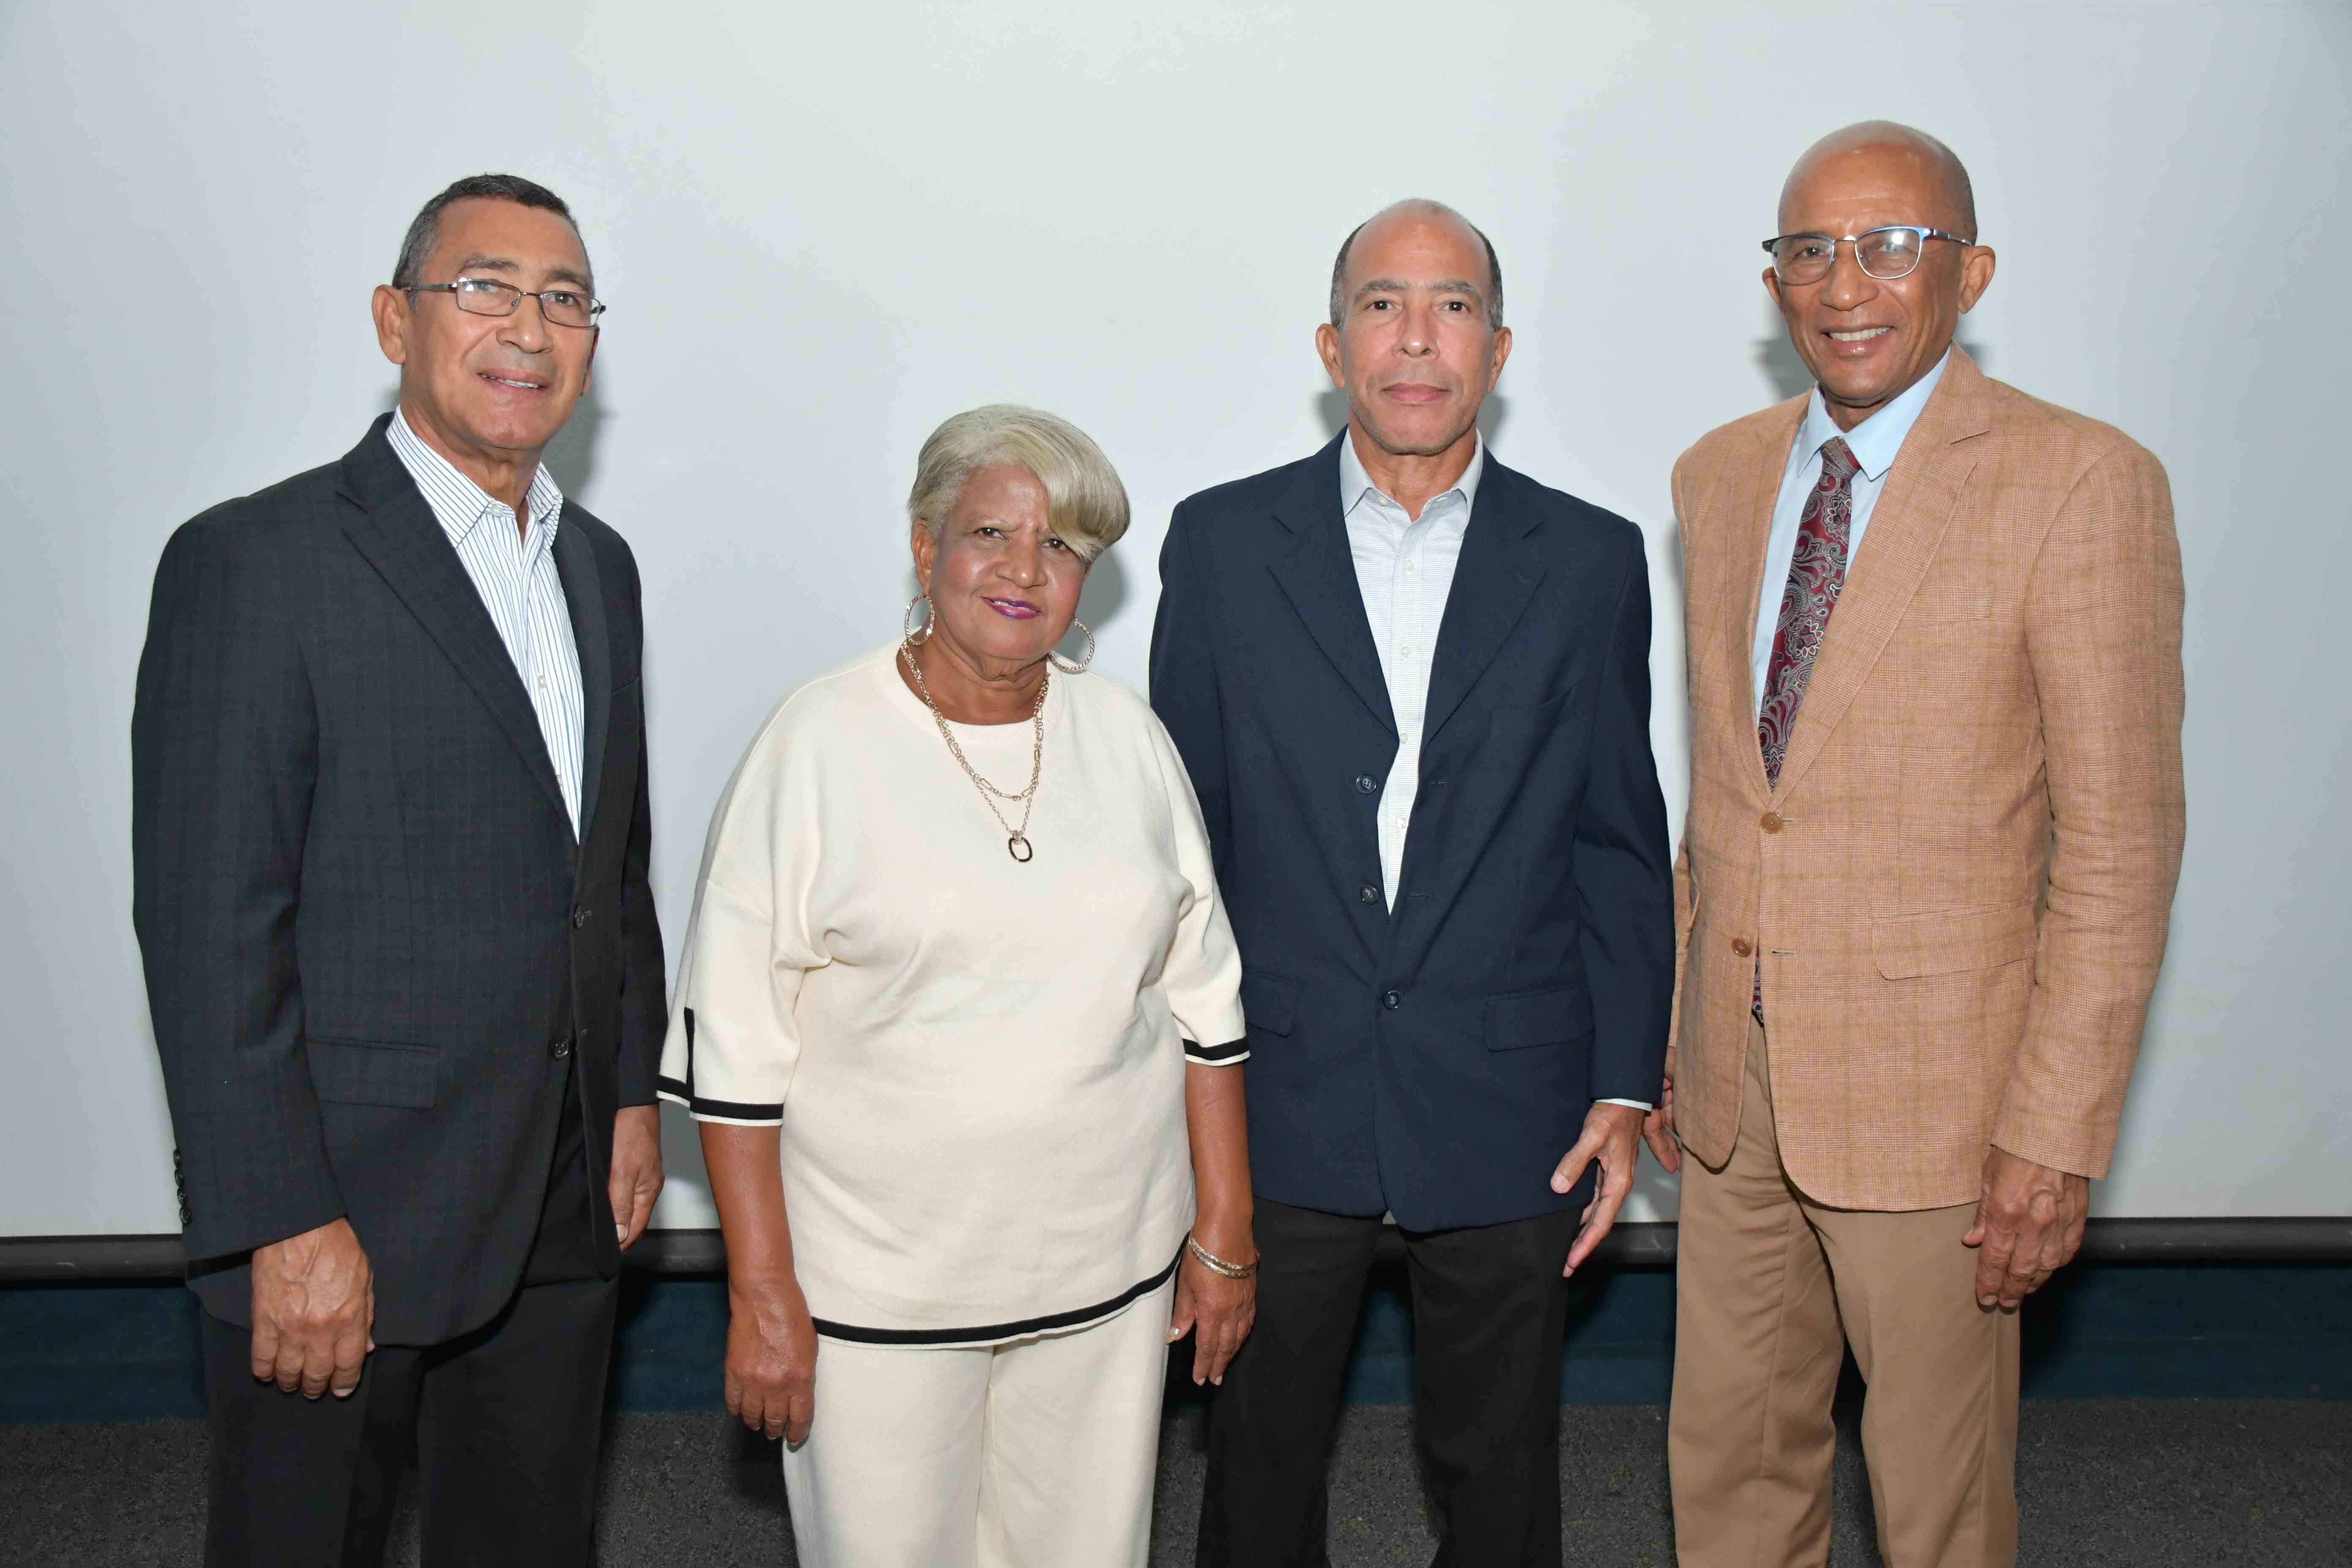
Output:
[335, 418, 572, 823]
[553, 518, 610, 841]
[1422, 460, 1546, 747]
[1773, 351, 1992, 798]
[1266, 436, 1396, 735]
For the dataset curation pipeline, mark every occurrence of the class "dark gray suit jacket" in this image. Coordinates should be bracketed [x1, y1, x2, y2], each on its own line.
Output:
[131, 414, 666, 1345]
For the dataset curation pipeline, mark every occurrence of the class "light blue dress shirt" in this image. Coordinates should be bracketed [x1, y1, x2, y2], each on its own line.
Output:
[1751, 350, 1952, 715]
[1339, 431, 1649, 1113]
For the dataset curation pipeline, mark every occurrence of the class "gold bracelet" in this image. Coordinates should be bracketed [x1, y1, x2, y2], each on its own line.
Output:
[1185, 1233, 1259, 1280]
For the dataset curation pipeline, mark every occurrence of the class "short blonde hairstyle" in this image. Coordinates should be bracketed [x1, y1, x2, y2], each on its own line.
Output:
[906, 405, 1130, 564]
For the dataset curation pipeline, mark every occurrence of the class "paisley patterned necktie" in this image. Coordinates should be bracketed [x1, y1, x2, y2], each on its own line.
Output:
[1758, 436, 1861, 786]
[1753, 435, 1859, 1018]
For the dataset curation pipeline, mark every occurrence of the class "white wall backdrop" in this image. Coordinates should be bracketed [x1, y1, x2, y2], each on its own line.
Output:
[2, 0, 2344, 1234]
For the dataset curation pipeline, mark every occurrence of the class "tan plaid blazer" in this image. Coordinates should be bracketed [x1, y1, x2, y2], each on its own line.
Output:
[1667, 351, 2186, 1210]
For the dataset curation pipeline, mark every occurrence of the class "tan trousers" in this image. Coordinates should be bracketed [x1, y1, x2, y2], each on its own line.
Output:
[1669, 1018, 2019, 1567]
[780, 1279, 1173, 1568]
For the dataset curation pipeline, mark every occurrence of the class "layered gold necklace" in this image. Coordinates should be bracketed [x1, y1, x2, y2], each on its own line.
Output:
[899, 636, 1047, 863]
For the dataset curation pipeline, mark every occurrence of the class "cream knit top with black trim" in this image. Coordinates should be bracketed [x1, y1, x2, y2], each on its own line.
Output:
[659, 643, 1247, 1345]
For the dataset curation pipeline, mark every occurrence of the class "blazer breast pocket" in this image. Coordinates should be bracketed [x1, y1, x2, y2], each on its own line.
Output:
[306, 1037, 440, 1110]
[1485, 687, 1575, 738]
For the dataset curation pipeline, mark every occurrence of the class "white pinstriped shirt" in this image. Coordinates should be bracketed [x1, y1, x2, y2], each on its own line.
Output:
[387, 408, 585, 834]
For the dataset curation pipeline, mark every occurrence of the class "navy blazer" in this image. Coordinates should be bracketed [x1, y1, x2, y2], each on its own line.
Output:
[1150, 436, 1673, 1230]
[132, 416, 666, 1344]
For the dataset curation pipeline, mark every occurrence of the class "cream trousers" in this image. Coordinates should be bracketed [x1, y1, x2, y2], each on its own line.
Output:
[781, 1279, 1174, 1568]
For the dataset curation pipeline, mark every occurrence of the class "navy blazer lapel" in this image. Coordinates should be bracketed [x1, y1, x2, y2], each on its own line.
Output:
[554, 518, 610, 841]
[1422, 459, 1547, 746]
[1266, 435, 1396, 736]
[335, 417, 572, 824]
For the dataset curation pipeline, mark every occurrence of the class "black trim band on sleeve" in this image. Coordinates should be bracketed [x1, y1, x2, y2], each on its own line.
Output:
[811, 1249, 1183, 1346]
[1183, 1036, 1250, 1063]
[656, 1075, 782, 1124]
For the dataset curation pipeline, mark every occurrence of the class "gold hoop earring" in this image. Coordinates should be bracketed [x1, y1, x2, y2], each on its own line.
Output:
[1052, 617, 1095, 674]
[902, 593, 934, 644]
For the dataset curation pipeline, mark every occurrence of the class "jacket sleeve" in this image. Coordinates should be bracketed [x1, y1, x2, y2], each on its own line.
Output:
[613, 548, 667, 1107]
[131, 514, 344, 1261]
[1997, 442, 2187, 1176]
[1573, 534, 1678, 1105]
[1663, 457, 1699, 1067]
[1148, 501, 1231, 877]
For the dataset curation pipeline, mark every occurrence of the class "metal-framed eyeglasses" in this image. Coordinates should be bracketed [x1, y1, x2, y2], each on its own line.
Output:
[406, 276, 605, 328]
[1761, 226, 1974, 286]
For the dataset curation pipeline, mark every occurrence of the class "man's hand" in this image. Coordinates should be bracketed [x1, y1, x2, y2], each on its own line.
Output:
[1963, 1145, 2089, 1310]
[1552, 1101, 1646, 1276]
[727, 1279, 818, 1446]
[1642, 1045, 1682, 1174]
[608, 1104, 664, 1250]
[249, 1217, 374, 1399]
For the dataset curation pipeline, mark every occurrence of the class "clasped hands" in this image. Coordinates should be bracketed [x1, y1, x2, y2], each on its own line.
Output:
[246, 1103, 663, 1398]
[1636, 1044, 2088, 1310]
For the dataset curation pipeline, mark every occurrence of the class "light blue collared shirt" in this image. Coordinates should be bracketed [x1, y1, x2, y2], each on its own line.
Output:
[1339, 428, 1484, 911]
[1751, 350, 1951, 716]
[1339, 430, 1650, 1113]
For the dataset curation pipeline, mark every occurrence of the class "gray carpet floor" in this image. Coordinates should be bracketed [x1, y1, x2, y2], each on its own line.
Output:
[3, 1399, 2347, 1565]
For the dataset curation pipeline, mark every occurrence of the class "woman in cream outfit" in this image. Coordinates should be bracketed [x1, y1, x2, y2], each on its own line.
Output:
[659, 406, 1257, 1567]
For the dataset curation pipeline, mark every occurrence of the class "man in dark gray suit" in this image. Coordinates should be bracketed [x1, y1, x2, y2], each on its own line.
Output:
[132, 174, 665, 1566]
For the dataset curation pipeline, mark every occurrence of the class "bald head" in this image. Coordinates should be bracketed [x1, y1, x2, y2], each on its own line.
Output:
[1780, 121, 1976, 240]
[1329, 199, 1503, 330]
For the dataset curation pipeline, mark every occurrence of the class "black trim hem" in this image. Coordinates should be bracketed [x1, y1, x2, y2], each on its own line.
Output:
[811, 1249, 1183, 1346]
[657, 1075, 781, 1124]
[1183, 1035, 1250, 1063]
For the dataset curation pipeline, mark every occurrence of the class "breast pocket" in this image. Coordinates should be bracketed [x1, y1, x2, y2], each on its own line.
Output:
[1484, 688, 1574, 742]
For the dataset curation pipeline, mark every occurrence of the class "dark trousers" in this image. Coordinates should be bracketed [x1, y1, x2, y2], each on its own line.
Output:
[202, 1073, 615, 1567]
[1198, 1198, 1579, 1568]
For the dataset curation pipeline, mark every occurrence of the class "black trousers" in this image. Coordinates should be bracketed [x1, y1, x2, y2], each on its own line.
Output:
[201, 1074, 615, 1568]
[1198, 1198, 1580, 1568]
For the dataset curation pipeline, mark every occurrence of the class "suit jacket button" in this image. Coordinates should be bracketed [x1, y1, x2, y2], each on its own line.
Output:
[1355, 774, 1380, 795]
[1359, 884, 1380, 905]
[1382, 989, 1402, 1010]
[1731, 938, 1753, 957]
[572, 906, 592, 928]
[1760, 811, 1785, 833]
[550, 1036, 573, 1060]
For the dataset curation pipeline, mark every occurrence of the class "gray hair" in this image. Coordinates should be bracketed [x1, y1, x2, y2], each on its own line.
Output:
[390, 173, 586, 291]
[907, 406, 1130, 564]
[1328, 199, 1504, 330]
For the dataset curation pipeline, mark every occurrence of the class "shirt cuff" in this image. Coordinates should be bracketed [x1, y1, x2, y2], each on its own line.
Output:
[1183, 1037, 1250, 1065]
[1598, 1096, 1653, 1112]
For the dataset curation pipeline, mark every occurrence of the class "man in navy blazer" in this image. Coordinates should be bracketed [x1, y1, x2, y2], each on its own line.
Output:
[1153, 200, 1674, 1566]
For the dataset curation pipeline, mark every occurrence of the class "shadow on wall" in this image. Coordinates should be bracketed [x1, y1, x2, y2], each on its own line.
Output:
[1312, 387, 1515, 451]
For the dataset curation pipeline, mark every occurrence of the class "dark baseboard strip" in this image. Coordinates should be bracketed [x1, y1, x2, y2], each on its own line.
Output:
[4, 1217, 2347, 1284]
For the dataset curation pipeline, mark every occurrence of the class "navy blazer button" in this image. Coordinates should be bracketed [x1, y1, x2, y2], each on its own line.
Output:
[1382, 989, 1402, 1010]
[1355, 774, 1379, 794]
[1359, 885, 1380, 905]
[550, 1037, 573, 1059]
[572, 907, 592, 928]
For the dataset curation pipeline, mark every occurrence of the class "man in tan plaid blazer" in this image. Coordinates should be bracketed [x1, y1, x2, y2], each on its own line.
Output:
[1649, 122, 2186, 1566]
